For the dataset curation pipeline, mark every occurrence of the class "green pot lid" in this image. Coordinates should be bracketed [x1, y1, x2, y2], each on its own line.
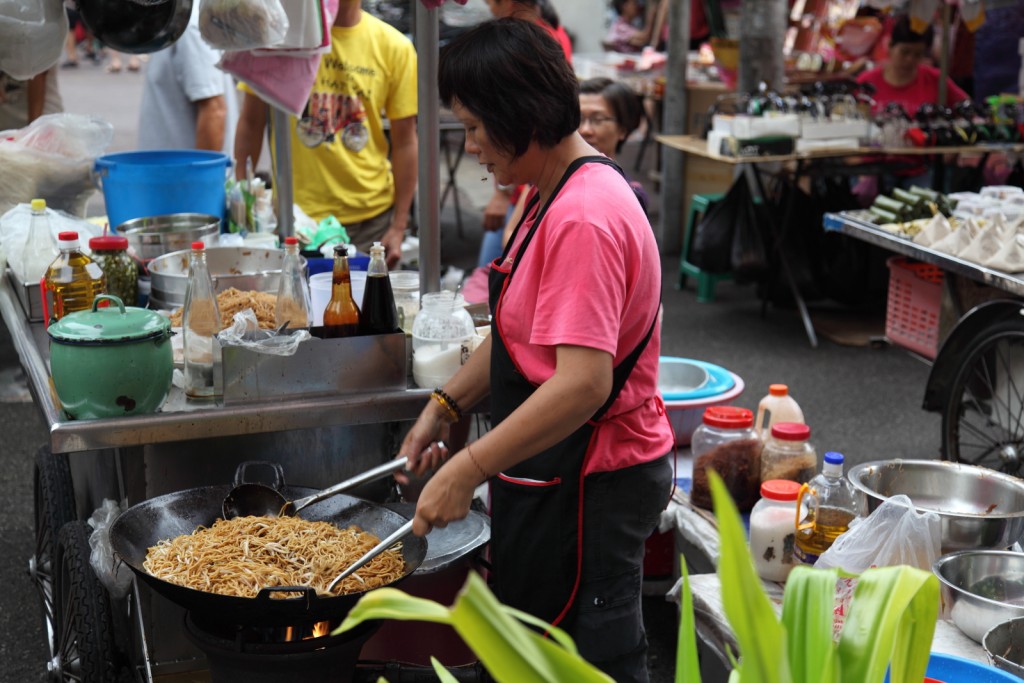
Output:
[48, 295, 170, 344]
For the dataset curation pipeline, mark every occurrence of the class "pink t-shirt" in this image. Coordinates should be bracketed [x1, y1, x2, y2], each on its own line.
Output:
[495, 162, 673, 475]
[857, 64, 967, 116]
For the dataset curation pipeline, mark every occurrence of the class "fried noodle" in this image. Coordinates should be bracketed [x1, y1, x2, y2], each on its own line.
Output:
[143, 516, 406, 597]
[167, 288, 278, 330]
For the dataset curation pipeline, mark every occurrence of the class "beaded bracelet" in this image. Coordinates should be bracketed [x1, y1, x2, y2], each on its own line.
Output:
[466, 443, 490, 480]
[430, 389, 461, 423]
[432, 389, 460, 421]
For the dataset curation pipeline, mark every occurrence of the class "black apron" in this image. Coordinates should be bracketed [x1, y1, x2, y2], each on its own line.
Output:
[487, 156, 658, 627]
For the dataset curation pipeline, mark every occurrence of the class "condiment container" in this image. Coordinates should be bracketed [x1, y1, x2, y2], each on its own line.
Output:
[412, 291, 475, 388]
[89, 234, 138, 307]
[689, 406, 762, 512]
[754, 383, 804, 439]
[48, 294, 173, 419]
[750, 479, 802, 583]
[794, 451, 864, 565]
[390, 271, 420, 334]
[760, 422, 817, 485]
[17, 198, 58, 283]
[182, 241, 220, 399]
[44, 231, 106, 322]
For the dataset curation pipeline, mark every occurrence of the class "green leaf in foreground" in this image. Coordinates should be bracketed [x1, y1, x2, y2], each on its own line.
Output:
[676, 559, 702, 683]
[709, 471, 789, 683]
[780, 565, 837, 683]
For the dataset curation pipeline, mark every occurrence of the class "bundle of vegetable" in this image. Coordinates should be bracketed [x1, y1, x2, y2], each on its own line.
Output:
[869, 186, 958, 226]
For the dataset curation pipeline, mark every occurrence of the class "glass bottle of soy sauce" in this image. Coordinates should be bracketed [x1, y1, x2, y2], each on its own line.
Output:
[322, 245, 360, 338]
[359, 241, 400, 335]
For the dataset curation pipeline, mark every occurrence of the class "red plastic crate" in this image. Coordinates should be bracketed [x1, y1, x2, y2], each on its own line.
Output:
[885, 257, 944, 359]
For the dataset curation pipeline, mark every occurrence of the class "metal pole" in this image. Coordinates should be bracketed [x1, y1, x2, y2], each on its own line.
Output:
[415, 3, 441, 295]
[660, 0, 689, 253]
[938, 2, 951, 107]
[270, 106, 295, 238]
[739, 0, 786, 93]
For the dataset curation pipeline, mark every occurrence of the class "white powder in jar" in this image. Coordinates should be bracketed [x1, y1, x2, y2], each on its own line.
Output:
[749, 505, 798, 582]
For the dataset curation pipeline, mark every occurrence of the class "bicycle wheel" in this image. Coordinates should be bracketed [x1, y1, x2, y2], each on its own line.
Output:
[31, 446, 77, 670]
[53, 521, 120, 683]
[942, 321, 1024, 475]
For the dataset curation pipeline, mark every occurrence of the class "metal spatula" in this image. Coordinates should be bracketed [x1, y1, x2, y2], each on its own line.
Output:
[327, 519, 415, 592]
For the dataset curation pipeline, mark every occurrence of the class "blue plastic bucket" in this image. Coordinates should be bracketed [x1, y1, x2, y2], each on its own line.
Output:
[94, 150, 231, 229]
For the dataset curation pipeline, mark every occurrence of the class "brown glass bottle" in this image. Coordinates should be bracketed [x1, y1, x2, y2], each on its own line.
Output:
[322, 246, 361, 338]
[359, 241, 400, 335]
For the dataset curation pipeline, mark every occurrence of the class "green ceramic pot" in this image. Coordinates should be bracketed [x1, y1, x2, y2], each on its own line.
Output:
[48, 294, 173, 420]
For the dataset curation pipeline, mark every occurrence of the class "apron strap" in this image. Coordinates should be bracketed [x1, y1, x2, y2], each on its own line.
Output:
[591, 295, 660, 422]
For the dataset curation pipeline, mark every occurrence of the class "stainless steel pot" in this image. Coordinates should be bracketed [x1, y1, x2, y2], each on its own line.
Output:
[147, 246, 304, 310]
[116, 213, 220, 262]
[78, 0, 193, 53]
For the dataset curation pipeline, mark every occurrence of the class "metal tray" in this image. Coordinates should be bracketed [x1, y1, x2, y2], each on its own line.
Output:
[4, 267, 49, 323]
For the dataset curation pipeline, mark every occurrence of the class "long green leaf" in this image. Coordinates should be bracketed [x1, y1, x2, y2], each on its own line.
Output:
[780, 565, 838, 683]
[709, 472, 789, 683]
[334, 587, 454, 634]
[836, 566, 938, 683]
[676, 559, 702, 683]
[431, 657, 460, 683]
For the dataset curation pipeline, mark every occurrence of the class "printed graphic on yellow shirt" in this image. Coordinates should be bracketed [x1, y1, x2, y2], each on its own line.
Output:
[296, 91, 368, 152]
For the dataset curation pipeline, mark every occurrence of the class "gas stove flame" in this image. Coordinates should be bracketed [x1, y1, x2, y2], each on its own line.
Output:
[283, 620, 333, 642]
[311, 621, 331, 639]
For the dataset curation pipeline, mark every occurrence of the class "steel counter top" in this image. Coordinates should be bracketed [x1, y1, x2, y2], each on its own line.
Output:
[0, 278, 431, 454]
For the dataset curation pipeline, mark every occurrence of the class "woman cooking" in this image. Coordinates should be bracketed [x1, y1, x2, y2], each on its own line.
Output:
[396, 18, 673, 683]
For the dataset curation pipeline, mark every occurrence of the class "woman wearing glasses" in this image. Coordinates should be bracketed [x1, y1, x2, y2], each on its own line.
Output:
[398, 18, 672, 683]
[578, 76, 648, 211]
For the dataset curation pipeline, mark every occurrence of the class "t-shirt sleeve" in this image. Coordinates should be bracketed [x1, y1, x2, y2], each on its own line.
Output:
[385, 37, 418, 121]
[176, 28, 229, 103]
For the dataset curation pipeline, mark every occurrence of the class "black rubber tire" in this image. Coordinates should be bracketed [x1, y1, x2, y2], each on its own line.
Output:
[32, 445, 77, 664]
[941, 321, 1024, 475]
[54, 521, 120, 683]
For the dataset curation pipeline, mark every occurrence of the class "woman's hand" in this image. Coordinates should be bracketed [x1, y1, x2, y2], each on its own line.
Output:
[411, 450, 481, 536]
[395, 402, 452, 486]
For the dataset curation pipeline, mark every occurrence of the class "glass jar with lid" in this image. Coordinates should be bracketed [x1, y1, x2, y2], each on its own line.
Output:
[411, 291, 475, 388]
[89, 235, 138, 306]
[760, 422, 817, 485]
[749, 479, 802, 582]
[689, 406, 762, 512]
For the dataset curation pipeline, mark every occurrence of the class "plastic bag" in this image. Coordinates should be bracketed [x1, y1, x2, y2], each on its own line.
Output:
[251, 0, 337, 56]
[199, 0, 289, 51]
[87, 499, 134, 600]
[815, 494, 942, 573]
[218, 49, 321, 117]
[0, 0, 67, 80]
[0, 202, 103, 278]
[0, 113, 114, 217]
[217, 309, 311, 355]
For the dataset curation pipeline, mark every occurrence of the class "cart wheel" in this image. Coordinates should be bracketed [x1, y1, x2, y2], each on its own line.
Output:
[942, 321, 1024, 476]
[31, 446, 76, 666]
[52, 521, 120, 683]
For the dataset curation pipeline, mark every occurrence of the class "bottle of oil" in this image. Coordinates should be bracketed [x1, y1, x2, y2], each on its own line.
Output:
[794, 452, 864, 565]
[44, 231, 106, 322]
[322, 244, 360, 338]
[359, 241, 399, 335]
[275, 236, 312, 330]
[182, 241, 221, 400]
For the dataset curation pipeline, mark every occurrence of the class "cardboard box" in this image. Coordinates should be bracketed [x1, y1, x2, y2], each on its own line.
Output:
[719, 135, 795, 157]
[216, 331, 407, 404]
[800, 118, 870, 141]
[795, 136, 862, 152]
[730, 113, 801, 139]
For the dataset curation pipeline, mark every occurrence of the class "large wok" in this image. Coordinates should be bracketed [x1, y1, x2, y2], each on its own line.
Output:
[110, 484, 426, 626]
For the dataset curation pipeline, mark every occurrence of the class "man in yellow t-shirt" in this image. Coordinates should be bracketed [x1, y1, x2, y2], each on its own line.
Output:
[234, 0, 418, 266]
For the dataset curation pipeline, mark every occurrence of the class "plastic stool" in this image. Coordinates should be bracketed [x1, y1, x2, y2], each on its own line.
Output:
[679, 192, 732, 302]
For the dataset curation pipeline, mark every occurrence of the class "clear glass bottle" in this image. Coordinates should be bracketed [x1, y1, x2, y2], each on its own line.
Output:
[794, 452, 865, 565]
[19, 198, 59, 283]
[749, 479, 802, 583]
[761, 422, 817, 485]
[689, 406, 762, 512]
[182, 241, 221, 400]
[89, 235, 138, 306]
[275, 236, 312, 330]
[412, 291, 475, 389]
[322, 244, 361, 338]
[754, 383, 804, 440]
[44, 231, 106, 322]
[359, 241, 400, 335]
[389, 271, 420, 334]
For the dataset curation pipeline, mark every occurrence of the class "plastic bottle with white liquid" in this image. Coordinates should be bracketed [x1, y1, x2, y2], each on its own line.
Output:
[755, 384, 804, 439]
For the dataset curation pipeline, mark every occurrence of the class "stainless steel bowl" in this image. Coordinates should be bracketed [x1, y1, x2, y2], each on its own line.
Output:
[983, 616, 1024, 678]
[848, 459, 1024, 552]
[116, 213, 220, 261]
[933, 550, 1024, 643]
[148, 246, 302, 310]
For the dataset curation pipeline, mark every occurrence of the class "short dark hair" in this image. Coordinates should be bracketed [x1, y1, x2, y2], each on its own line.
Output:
[438, 18, 580, 159]
[580, 77, 643, 153]
[889, 14, 934, 48]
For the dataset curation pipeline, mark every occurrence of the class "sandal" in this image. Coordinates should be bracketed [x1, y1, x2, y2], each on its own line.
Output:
[106, 62, 122, 73]
[127, 57, 141, 71]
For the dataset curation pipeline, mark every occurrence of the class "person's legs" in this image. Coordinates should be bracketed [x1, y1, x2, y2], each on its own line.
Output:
[343, 208, 394, 255]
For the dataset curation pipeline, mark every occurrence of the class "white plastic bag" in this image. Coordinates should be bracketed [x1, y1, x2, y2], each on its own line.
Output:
[0, 0, 67, 80]
[217, 309, 311, 355]
[199, 0, 289, 51]
[815, 494, 942, 573]
[0, 113, 114, 217]
[0, 202, 102, 279]
[88, 499, 134, 600]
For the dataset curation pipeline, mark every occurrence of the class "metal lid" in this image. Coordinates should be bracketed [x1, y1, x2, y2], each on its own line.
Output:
[387, 503, 490, 574]
[48, 295, 171, 344]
